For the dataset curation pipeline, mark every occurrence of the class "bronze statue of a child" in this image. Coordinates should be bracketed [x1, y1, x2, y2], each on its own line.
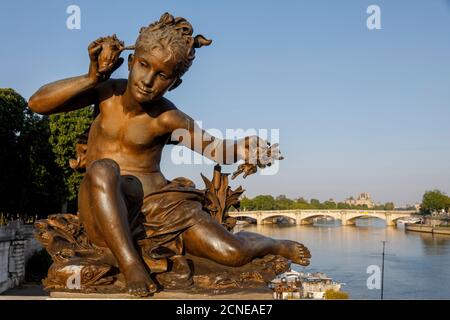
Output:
[29, 12, 310, 297]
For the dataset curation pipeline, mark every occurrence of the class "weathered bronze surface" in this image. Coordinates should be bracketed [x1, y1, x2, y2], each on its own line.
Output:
[29, 12, 311, 297]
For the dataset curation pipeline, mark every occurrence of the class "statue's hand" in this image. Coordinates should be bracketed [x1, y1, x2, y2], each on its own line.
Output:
[232, 136, 284, 179]
[88, 35, 125, 83]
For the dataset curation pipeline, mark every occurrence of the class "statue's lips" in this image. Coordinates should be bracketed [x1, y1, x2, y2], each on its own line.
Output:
[136, 85, 153, 96]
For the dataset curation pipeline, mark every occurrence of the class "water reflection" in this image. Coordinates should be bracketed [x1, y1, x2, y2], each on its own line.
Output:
[236, 218, 450, 299]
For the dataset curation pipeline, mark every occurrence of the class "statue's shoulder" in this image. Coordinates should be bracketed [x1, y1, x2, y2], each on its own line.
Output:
[158, 98, 179, 117]
[112, 78, 128, 92]
[156, 98, 190, 130]
[97, 78, 127, 101]
[159, 97, 177, 110]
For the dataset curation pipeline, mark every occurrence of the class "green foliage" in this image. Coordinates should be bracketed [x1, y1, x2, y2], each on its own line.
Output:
[324, 289, 349, 299]
[420, 190, 450, 215]
[275, 195, 294, 210]
[0, 88, 65, 216]
[49, 107, 93, 201]
[239, 194, 398, 212]
[251, 195, 276, 210]
[294, 197, 312, 209]
[383, 202, 395, 211]
[323, 200, 337, 209]
[337, 202, 351, 209]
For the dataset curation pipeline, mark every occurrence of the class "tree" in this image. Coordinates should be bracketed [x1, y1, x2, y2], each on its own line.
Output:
[251, 195, 276, 210]
[0, 88, 65, 217]
[310, 199, 323, 209]
[49, 106, 93, 210]
[337, 202, 351, 209]
[420, 190, 450, 215]
[19, 111, 66, 215]
[239, 196, 254, 211]
[383, 202, 395, 211]
[275, 195, 294, 210]
[293, 197, 312, 210]
[323, 200, 337, 209]
[0, 88, 27, 215]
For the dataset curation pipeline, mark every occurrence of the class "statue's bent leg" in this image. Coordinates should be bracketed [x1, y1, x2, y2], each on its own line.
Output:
[78, 158, 156, 296]
[182, 218, 311, 267]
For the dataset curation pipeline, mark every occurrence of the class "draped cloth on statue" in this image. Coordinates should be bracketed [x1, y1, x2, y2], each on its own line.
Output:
[126, 177, 212, 265]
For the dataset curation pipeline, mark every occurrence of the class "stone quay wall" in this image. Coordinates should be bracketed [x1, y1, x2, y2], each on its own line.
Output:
[0, 221, 42, 293]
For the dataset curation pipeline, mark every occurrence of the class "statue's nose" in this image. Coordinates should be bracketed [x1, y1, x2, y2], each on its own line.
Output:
[142, 71, 155, 87]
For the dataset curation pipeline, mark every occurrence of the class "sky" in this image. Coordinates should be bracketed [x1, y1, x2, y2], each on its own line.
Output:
[1, 0, 450, 206]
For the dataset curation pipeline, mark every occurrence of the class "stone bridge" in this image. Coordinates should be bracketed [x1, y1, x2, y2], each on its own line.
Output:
[0, 221, 42, 293]
[229, 209, 416, 226]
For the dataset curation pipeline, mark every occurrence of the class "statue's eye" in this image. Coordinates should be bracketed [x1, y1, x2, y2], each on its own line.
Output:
[159, 73, 168, 80]
[140, 61, 148, 67]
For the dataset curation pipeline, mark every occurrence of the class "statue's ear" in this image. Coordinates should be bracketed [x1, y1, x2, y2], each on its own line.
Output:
[169, 78, 182, 91]
[128, 54, 134, 71]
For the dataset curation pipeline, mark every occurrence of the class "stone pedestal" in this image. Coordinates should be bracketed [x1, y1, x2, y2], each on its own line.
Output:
[50, 288, 274, 300]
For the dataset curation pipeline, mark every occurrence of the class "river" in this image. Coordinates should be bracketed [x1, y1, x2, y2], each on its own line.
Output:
[235, 218, 450, 299]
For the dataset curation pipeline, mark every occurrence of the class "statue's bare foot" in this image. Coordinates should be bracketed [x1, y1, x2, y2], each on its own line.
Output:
[276, 240, 311, 266]
[124, 263, 157, 297]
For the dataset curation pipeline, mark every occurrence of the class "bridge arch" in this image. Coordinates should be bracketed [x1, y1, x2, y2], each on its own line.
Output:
[299, 212, 342, 225]
[261, 214, 297, 224]
[231, 213, 258, 220]
[343, 212, 388, 226]
[390, 214, 414, 222]
[230, 213, 258, 224]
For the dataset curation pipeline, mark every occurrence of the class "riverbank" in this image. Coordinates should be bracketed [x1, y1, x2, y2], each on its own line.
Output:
[405, 223, 450, 235]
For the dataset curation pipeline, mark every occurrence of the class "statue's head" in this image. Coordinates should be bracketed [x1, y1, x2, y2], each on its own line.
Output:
[127, 12, 212, 104]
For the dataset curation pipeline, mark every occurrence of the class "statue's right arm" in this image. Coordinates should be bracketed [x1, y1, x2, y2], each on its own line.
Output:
[28, 37, 124, 115]
[28, 75, 100, 115]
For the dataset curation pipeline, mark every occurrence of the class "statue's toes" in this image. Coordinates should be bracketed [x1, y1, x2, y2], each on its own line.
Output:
[298, 257, 311, 266]
[293, 243, 311, 265]
[127, 282, 151, 297]
[147, 281, 158, 293]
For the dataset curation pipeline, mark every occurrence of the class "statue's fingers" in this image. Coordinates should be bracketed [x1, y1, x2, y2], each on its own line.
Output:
[89, 38, 103, 46]
[260, 154, 271, 166]
[257, 145, 268, 155]
[89, 43, 102, 54]
[88, 44, 102, 60]
[231, 167, 244, 180]
[109, 57, 124, 73]
[257, 146, 270, 163]
[270, 148, 283, 161]
[247, 152, 258, 165]
[243, 168, 255, 178]
[269, 144, 280, 155]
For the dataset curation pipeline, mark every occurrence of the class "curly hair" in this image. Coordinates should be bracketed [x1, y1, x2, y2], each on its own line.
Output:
[135, 12, 212, 78]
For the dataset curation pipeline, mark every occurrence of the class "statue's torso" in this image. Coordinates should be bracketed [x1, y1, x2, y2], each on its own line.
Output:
[86, 93, 171, 195]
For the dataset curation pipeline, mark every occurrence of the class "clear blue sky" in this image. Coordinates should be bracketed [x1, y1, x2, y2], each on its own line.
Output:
[1, 0, 450, 206]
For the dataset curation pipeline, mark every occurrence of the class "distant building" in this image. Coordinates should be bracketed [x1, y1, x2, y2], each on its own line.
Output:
[414, 203, 421, 212]
[269, 270, 344, 300]
[345, 192, 374, 208]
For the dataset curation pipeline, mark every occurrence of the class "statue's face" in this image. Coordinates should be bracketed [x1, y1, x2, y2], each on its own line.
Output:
[127, 46, 178, 104]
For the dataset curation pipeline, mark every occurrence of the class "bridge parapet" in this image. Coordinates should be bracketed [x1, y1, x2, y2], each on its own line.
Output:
[229, 210, 416, 226]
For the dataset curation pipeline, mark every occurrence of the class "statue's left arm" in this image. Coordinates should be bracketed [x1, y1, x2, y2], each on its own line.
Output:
[161, 109, 281, 167]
